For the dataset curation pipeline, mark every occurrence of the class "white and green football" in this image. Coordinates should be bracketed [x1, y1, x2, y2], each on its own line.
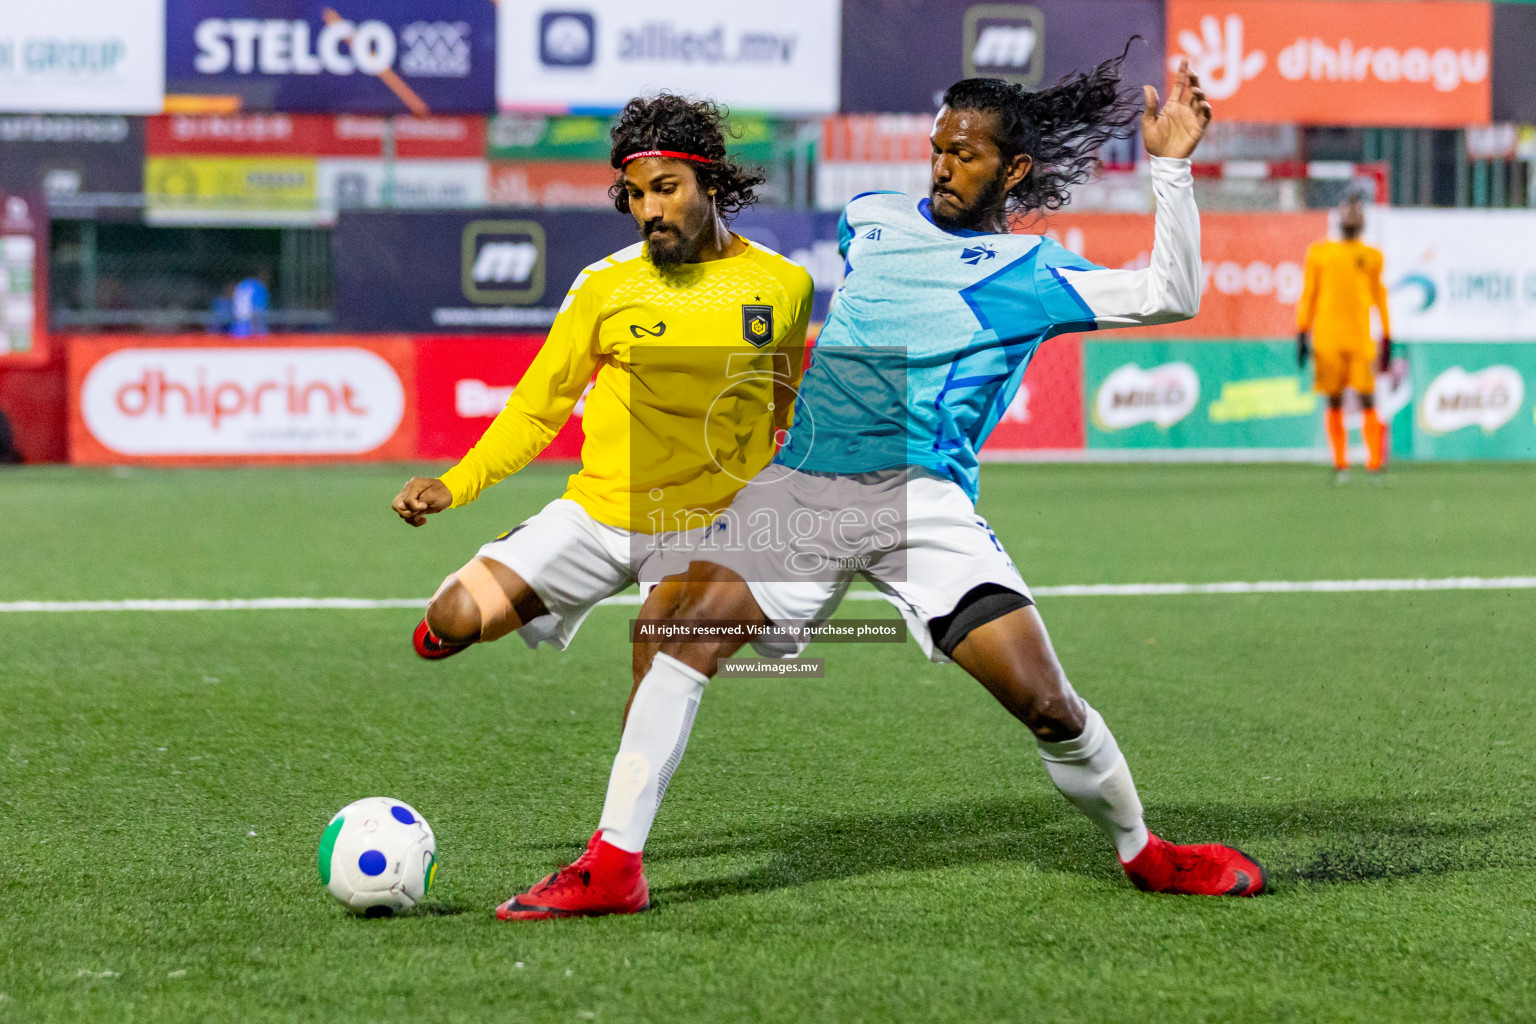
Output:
[318, 797, 437, 916]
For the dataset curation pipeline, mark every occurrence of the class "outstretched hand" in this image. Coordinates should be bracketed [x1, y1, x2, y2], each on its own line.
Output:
[1142, 59, 1213, 160]
[392, 477, 454, 527]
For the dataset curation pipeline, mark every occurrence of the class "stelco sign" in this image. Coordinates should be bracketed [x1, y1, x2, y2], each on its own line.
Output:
[73, 343, 411, 460]
[192, 18, 407, 77]
[165, 0, 494, 113]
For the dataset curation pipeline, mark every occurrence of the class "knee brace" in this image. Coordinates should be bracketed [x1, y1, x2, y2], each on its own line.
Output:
[433, 558, 516, 642]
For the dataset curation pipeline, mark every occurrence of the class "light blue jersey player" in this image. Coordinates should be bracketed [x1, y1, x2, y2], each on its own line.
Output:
[566, 59, 1271, 913]
[777, 182, 1197, 500]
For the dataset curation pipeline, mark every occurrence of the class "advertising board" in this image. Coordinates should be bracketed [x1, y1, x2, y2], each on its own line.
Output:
[1085, 340, 1323, 451]
[319, 159, 487, 213]
[414, 336, 587, 461]
[0, 194, 47, 366]
[0, 0, 165, 114]
[336, 209, 856, 334]
[165, 0, 495, 114]
[144, 154, 320, 224]
[146, 112, 485, 157]
[67, 335, 417, 463]
[1377, 208, 1536, 342]
[0, 115, 145, 198]
[497, 0, 841, 114]
[333, 209, 638, 332]
[487, 162, 616, 208]
[1166, 0, 1492, 126]
[145, 113, 489, 222]
[1406, 343, 1536, 460]
[1040, 211, 1329, 339]
[977, 335, 1085, 454]
[839, 0, 1164, 114]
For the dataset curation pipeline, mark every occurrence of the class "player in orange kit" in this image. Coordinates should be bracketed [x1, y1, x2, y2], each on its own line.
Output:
[1296, 195, 1392, 481]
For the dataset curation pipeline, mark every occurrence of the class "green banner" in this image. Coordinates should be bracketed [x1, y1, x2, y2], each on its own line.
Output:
[1404, 343, 1536, 460]
[487, 114, 780, 164]
[1085, 340, 1326, 451]
[1083, 339, 1535, 460]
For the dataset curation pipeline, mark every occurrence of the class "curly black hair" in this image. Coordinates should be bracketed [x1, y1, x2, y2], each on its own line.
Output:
[608, 93, 766, 219]
[941, 41, 1144, 215]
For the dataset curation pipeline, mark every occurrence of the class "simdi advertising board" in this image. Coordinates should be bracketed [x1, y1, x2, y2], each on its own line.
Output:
[1376, 209, 1536, 343]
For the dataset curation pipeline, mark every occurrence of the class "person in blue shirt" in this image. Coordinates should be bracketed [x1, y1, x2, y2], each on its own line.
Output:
[496, 57, 1268, 920]
[229, 273, 270, 338]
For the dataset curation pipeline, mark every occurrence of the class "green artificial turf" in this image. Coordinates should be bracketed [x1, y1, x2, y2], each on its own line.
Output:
[1, 462, 1533, 1023]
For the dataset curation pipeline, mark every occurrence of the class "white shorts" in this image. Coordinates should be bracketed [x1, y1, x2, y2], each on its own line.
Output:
[703, 467, 1032, 662]
[476, 498, 700, 651]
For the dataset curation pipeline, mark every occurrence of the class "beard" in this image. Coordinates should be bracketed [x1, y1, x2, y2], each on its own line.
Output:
[641, 218, 699, 268]
[929, 174, 1010, 232]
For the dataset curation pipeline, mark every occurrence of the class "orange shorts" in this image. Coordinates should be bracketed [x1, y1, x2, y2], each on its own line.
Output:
[1313, 348, 1376, 397]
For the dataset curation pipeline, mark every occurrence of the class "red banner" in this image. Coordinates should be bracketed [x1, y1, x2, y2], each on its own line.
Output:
[1038, 211, 1328, 339]
[67, 336, 417, 465]
[980, 335, 1085, 454]
[414, 336, 585, 461]
[147, 114, 485, 158]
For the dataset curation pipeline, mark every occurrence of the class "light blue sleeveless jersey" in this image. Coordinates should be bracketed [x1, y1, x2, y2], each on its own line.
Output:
[775, 191, 1104, 503]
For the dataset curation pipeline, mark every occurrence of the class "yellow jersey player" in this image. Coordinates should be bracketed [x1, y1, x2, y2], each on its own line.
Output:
[391, 94, 814, 710]
[1296, 196, 1393, 480]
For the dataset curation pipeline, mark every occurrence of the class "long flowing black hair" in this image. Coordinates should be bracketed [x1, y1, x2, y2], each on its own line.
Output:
[941, 42, 1145, 215]
[607, 93, 765, 218]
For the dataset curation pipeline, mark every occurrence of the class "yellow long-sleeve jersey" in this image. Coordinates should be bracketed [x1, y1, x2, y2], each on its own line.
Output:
[1296, 238, 1392, 353]
[438, 237, 814, 533]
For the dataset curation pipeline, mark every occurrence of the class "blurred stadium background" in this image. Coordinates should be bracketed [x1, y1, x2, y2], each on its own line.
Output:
[6, 5, 1536, 1020]
[2, 0, 1534, 467]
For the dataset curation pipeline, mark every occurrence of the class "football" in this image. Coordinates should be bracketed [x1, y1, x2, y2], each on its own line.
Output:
[318, 797, 437, 917]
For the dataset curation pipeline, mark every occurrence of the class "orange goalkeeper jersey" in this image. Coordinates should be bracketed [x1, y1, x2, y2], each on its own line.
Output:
[1296, 238, 1391, 354]
[438, 237, 813, 533]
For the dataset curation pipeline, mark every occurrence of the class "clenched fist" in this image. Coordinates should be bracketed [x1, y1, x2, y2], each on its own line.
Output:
[392, 477, 454, 527]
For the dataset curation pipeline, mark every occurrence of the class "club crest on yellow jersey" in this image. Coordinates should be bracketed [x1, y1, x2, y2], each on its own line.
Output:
[741, 304, 774, 347]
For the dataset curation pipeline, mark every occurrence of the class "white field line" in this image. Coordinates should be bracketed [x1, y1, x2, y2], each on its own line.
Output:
[2, 577, 1535, 613]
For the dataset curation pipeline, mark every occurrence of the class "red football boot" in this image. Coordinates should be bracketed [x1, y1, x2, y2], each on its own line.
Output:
[1122, 832, 1267, 897]
[413, 618, 471, 661]
[496, 831, 650, 920]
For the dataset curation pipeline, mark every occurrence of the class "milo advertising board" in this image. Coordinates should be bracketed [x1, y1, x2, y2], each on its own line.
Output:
[1407, 344, 1536, 460]
[1084, 340, 1415, 456]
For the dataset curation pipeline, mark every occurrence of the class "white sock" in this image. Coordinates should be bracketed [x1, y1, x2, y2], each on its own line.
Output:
[1036, 703, 1150, 862]
[596, 653, 708, 854]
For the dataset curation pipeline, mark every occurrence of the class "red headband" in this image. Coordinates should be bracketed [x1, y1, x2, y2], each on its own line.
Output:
[621, 149, 713, 166]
